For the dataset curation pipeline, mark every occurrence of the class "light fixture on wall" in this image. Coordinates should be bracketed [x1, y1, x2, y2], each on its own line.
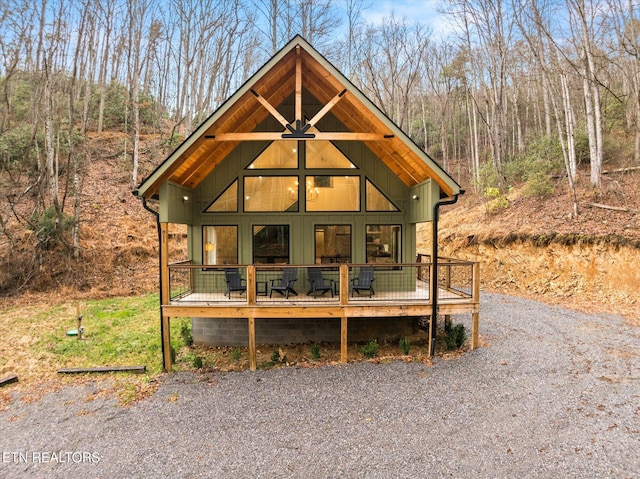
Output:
[182, 195, 189, 202]
[204, 242, 216, 264]
[306, 186, 319, 202]
[412, 195, 420, 201]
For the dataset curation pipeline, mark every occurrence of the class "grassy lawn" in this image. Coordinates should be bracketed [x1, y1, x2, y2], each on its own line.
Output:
[1, 293, 471, 407]
[0, 293, 189, 394]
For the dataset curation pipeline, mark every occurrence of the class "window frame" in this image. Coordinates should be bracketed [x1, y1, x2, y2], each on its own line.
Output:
[304, 175, 361, 212]
[245, 141, 299, 169]
[365, 178, 400, 212]
[202, 225, 239, 267]
[252, 224, 291, 264]
[204, 180, 238, 213]
[243, 175, 300, 212]
[314, 224, 352, 267]
[365, 224, 402, 266]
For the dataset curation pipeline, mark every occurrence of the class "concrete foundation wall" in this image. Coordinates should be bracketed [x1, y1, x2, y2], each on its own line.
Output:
[192, 316, 419, 347]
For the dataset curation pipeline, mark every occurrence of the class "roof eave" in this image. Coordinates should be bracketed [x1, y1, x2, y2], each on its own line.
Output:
[136, 36, 308, 198]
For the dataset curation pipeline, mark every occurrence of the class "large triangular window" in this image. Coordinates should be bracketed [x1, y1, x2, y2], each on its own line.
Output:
[305, 126, 357, 169]
[205, 180, 237, 212]
[366, 179, 399, 212]
[247, 142, 298, 169]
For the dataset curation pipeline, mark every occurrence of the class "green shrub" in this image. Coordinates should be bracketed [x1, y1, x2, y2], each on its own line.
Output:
[474, 161, 504, 194]
[271, 348, 287, 364]
[170, 345, 177, 364]
[180, 321, 193, 346]
[445, 324, 467, 350]
[486, 195, 510, 215]
[361, 339, 379, 358]
[230, 347, 242, 362]
[399, 337, 411, 355]
[523, 170, 554, 198]
[0, 124, 35, 169]
[29, 206, 74, 248]
[310, 343, 321, 360]
[503, 136, 562, 198]
[192, 355, 203, 369]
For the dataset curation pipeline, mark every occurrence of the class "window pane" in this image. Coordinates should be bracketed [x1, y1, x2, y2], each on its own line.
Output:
[205, 180, 237, 212]
[244, 176, 298, 212]
[366, 225, 401, 264]
[366, 179, 398, 211]
[305, 176, 359, 211]
[253, 225, 290, 264]
[315, 225, 351, 264]
[203, 226, 237, 265]
[305, 127, 357, 169]
[247, 141, 298, 169]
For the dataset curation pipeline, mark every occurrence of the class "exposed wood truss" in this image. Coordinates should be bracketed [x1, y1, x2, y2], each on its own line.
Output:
[205, 132, 392, 141]
[136, 38, 460, 198]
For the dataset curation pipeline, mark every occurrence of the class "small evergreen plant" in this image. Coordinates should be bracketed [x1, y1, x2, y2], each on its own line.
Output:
[310, 343, 321, 360]
[399, 337, 411, 355]
[361, 339, 379, 358]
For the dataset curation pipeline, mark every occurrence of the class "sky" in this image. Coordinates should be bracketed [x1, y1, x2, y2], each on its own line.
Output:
[359, 0, 453, 38]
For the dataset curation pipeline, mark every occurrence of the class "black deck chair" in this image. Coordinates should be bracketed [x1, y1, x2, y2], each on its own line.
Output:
[269, 268, 298, 299]
[351, 266, 375, 297]
[224, 268, 247, 299]
[307, 268, 334, 298]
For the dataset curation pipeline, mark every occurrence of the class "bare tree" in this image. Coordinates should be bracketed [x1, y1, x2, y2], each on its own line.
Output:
[359, 15, 429, 131]
[251, 0, 285, 55]
[340, 0, 367, 78]
[294, 0, 342, 47]
[450, 0, 515, 186]
[568, 0, 604, 187]
[126, 0, 153, 190]
[514, 0, 579, 216]
[607, 0, 640, 163]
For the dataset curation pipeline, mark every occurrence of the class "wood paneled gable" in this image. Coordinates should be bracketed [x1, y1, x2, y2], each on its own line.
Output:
[135, 35, 461, 201]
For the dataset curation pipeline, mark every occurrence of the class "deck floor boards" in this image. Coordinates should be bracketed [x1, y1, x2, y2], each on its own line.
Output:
[171, 282, 469, 306]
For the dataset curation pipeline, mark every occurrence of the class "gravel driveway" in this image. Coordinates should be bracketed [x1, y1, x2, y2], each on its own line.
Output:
[1, 292, 639, 478]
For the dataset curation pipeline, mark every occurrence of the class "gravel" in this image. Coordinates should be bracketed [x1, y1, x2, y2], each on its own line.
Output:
[1, 292, 639, 478]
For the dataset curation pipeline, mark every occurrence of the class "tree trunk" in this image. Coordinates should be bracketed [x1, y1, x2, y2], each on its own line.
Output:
[43, 67, 60, 213]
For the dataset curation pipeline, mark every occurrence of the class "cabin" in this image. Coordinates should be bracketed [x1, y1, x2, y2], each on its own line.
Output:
[134, 36, 479, 371]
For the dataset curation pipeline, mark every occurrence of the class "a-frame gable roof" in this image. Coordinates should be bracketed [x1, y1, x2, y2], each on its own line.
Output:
[135, 35, 461, 199]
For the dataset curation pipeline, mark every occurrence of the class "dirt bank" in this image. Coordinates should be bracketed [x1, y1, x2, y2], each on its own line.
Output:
[422, 231, 640, 325]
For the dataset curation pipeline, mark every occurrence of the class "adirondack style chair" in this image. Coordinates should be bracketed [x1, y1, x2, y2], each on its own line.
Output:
[224, 268, 247, 299]
[307, 268, 335, 298]
[351, 266, 375, 297]
[269, 268, 298, 299]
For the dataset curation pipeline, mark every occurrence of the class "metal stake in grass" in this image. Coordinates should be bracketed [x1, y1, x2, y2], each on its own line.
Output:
[76, 302, 83, 340]
[66, 302, 85, 339]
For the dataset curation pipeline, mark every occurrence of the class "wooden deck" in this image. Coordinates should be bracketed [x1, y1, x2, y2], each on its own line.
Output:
[171, 282, 469, 305]
[161, 261, 480, 371]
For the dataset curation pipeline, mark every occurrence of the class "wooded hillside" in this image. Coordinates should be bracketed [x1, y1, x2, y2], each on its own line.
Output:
[1, 0, 639, 299]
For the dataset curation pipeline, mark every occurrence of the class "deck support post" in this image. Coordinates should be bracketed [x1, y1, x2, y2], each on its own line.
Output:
[248, 317, 256, 371]
[162, 315, 172, 372]
[471, 312, 479, 349]
[339, 264, 349, 363]
[160, 221, 172, 372]
[247, 265, 256, 305]
[340, 315, 348, 363]
[471, 262, 480, 349]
